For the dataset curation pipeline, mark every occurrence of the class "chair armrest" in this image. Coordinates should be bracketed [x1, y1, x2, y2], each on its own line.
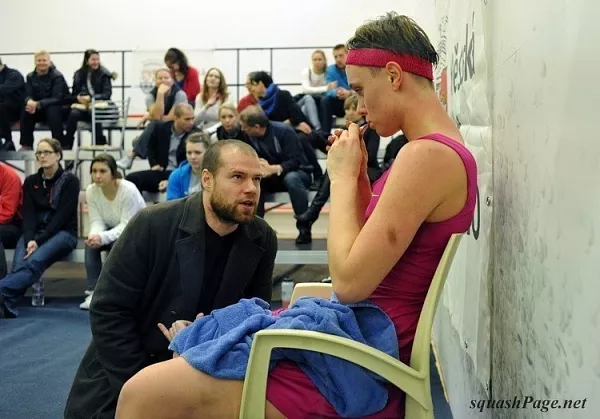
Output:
[289, 283, 333, 305]
[239, 329, 429, 418]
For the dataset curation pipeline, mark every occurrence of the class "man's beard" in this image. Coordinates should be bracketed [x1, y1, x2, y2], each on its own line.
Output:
[210, 192, 256, 225]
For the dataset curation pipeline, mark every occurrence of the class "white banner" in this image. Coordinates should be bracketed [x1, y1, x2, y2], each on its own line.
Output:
[434, 0, 493, 395]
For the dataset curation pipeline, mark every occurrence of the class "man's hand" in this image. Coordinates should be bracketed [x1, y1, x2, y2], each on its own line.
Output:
[24, 240, 38, 259]
[297, 122, 312, 135]
[158, 180, 168, 192]
[259, 158, 279, 177]
[157, 83, 170, 96]
[25, 100, 37, 114]
[158, 313, 204, 342]
[78, 94, 91, 105]
[85, 234, 103, 249]
[151, 165, 164, 172]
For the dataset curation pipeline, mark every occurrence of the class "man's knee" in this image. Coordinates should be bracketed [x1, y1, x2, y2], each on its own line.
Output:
[283, 171, 309, 190]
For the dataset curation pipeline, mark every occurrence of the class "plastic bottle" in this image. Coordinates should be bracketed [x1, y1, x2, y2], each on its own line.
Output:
[31, 280, 45, 306]
[280, 277, 294, 309]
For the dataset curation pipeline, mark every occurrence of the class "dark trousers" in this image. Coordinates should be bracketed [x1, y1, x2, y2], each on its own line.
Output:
[126, 169, 171, 193]
[132, 121, 159, 159]
[64, 109, 106, 149]
[258, 170, 312, 217]
[85, 243, 113, 291]
[0, 223, 21, 279]
[19, 106, 66, 148]
[0, 102, 21, 144]
[320, 95, 345, 133]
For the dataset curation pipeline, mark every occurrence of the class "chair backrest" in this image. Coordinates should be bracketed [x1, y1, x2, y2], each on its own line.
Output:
[90, 97, 131, 147]
[410, 233, 462, 374]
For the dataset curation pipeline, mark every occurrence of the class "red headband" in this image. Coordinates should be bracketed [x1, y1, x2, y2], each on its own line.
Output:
[345, 48, 433, 80]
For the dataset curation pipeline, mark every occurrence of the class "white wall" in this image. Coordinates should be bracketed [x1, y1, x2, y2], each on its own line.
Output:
[434, 0, 600, 417]
[0, 0, 435, 113]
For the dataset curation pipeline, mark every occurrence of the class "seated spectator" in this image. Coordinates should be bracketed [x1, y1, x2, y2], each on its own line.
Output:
[65, 140, 277, 419]
[19, 51, 70, 151]
[193, 68, 229, 130]
[126, 103, 198, 194]
[236, 74, 259, 113]
[296, 49, 337, 131]
[163, 132, 211, 200]
[117, 69, 188, 170]
[81, 154, 146, 310]
[296, 93, 383, 224]
[64, 49, 117, 149]
[320, 44, 353, 132]
[0, 138, 79, 318]
[0, 58, 25, 151]
[381, 134, 409, 171]
[247, 71, 312, 135]
[0, 162, 23, 279]
[214, 103, 246, 142]
[164, 48, 201, 107]
[239, 106, 313, 244]
[113, 13, 477, 419]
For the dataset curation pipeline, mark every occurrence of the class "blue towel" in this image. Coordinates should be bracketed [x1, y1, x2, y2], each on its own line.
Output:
[169, 296, 399, 417]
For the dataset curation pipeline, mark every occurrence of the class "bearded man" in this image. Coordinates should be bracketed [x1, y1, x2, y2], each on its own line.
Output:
[64, 139, 277, 419]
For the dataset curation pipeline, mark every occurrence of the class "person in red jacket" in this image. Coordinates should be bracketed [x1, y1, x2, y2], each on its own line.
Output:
[164, 48, 201, 107]
[0, 162, 23, 278]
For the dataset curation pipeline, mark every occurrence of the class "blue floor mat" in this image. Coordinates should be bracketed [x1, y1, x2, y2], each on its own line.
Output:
[0, 297, 452, 419]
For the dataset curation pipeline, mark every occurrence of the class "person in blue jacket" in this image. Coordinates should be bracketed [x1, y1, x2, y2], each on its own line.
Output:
[162, 132, 211, 200]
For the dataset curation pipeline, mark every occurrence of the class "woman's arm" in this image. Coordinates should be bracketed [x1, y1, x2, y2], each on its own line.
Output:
[87, 187, 107, 236]
[328, 141, 456, 303]
[300, 68, 328, 94]
[99, 185, 146, 245]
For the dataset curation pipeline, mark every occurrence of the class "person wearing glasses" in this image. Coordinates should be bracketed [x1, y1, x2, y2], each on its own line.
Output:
[0, 138, 79, 318]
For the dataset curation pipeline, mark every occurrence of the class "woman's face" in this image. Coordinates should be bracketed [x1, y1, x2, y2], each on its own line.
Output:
[219, 109, 237, 131]
[312, 52, 326, 72]
[166, 61, 180, 73]
[35, 141, 60, 169]
[156, 70, 173, 87]
[88, 54, 100, 70]
[205, 69, 222, 89]
[91, 161, 113, 186]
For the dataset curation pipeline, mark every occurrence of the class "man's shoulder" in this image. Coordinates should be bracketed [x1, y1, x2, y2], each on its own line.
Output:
[270, 121, 295, 134]
[248, 215, 276, 239]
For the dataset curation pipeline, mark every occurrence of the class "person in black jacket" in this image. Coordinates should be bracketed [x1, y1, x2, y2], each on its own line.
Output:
[63, 49, 117, 149]
[125, 103, 199, 193]
[65, 140, 277, 419]
[0, 58, 25, 150]
[214, 103, 247, 142]
[19, 51, 70, 150]
[0, 138, 79, 318]
[240, 106, 313, 244]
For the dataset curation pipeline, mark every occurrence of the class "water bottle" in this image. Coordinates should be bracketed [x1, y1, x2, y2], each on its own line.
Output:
[280, 277, 294, 309]
[31, 280, 45, 306]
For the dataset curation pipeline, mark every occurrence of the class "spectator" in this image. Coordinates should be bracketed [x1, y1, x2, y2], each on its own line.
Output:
[126, 103, 198, 194]
[19, 51, 70, 151]
[193, 67, 229, 130]
[164, 132, 211, 200]
[214, 103, 246, 142]
[236, 74, 259, 113]
[81, 154, 146, 310]
[297, 49, 337, 131]
[0, 138, 79, 318]
[0, 58, 25, 151]
[0, 162, 22, 279]
[117, 68, 188, 169]
[320, 44, 352, 132]
[239, 106, 313, 244]
[164, 48, 201, 107]
[64, 49, 117, 149]
[247, 71, 312, 135]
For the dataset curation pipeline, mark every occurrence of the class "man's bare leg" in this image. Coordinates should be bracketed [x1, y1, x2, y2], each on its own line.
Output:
[116, 357, 286, 419]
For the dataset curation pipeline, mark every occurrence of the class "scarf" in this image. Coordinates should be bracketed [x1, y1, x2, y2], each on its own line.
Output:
[258, 83, 279, 116]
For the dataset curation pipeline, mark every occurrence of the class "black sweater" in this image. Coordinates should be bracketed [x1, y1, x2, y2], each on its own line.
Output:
[22, 167, 80, 245]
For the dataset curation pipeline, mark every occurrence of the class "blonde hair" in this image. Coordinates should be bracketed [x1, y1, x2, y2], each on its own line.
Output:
[218, 103, 237, 118]
[34, 50, 50, 60]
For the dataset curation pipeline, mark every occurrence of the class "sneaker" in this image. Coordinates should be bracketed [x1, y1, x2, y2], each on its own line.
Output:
[84, 289, 94, 296]
[116, 155, 134, 170]
[79, 293, 93, 310]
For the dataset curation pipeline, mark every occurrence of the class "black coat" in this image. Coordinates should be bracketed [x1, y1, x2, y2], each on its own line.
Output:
[24, 65, 69, 109]
[0, 65, 25, 108]
[64, 193, 278, 419]
[71, 66, 113, 101]
[147, 121, 199, 169]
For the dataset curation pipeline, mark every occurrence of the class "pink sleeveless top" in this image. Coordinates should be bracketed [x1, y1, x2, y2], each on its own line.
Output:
[266, 133, 478, 419]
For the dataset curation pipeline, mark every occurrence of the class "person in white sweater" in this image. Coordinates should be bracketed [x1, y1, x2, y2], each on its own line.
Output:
[193, 67, 229, 130]
[297, 49, 338, 131]
[81, 154, 146, 309]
